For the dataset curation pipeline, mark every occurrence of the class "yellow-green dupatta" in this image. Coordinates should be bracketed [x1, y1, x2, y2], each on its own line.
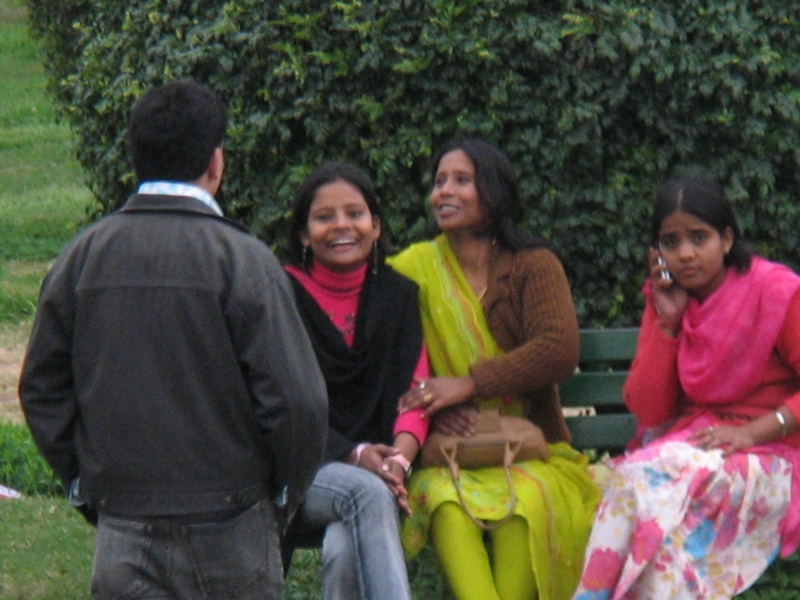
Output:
[388, 235, 519, 415]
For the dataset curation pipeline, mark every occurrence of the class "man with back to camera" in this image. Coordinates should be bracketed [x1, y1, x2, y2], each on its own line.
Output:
[18, 80, 328, 599]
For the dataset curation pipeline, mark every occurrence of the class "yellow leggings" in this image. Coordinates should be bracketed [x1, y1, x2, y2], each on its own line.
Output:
[430, 502, 538, 600]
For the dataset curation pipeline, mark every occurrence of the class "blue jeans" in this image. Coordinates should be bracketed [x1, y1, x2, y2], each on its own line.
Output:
[91, 499, 283, 599]
[301, 462, 412, 600]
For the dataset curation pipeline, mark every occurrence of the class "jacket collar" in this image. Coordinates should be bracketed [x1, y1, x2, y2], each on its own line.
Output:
[120, 194, 248, 232]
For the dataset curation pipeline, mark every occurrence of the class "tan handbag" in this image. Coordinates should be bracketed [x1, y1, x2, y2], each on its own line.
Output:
[419, 408, 549, 530]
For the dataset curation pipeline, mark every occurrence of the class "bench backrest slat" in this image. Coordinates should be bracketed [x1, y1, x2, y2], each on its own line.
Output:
[564, 414, 638, 450]
[560, 372, 629, 408]
[560, 328, 640, 452]
[578, 327, 640, 362]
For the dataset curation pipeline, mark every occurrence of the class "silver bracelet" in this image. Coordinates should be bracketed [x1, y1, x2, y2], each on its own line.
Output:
[775, 410, 788, 438]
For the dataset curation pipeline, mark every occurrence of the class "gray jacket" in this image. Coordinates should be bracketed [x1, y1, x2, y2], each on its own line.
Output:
[19, 194, 327, 523]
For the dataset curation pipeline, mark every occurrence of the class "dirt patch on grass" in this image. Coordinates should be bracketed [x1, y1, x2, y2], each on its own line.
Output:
[0, 322, 29, 424]
[0, 5, 26, 25]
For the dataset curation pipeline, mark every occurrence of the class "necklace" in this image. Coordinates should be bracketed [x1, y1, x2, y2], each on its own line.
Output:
[477, 286, 488, 302]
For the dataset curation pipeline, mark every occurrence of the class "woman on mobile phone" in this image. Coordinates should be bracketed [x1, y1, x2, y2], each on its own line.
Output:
[573, 172, 800, 599]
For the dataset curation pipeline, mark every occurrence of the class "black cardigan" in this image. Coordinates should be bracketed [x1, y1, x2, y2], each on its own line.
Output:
[288, 265, 423, 462]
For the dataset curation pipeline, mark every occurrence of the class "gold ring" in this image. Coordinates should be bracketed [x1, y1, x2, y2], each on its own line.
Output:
[422, 391, 434, 404]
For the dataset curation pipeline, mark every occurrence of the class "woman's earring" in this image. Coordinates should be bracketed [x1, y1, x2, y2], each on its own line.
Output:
[372, 240, 379, 275]
[302, 246, 308, 273]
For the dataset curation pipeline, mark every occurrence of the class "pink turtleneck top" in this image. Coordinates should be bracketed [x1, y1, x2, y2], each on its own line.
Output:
[285, 261, 429, 445]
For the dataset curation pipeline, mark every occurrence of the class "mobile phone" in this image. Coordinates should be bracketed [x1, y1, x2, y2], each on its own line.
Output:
[656, 253, 672, 281]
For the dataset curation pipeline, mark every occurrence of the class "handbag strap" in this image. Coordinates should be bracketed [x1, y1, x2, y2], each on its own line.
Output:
[441, 440, 520, 531]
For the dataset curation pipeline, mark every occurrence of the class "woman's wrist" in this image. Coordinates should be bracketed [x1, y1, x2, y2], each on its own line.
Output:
[460, 376, 477, 401]
[655, 310, 681, 338]
[657, 322, 680, 338]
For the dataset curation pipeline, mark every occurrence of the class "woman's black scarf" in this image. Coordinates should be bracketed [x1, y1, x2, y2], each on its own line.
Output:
[288, 265, 423, 461]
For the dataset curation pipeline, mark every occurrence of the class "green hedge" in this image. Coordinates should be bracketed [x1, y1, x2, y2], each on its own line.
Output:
[25, 0, 800, 326]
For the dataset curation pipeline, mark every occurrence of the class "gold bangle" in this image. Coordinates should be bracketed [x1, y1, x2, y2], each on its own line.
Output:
[775, 410, 788, 438]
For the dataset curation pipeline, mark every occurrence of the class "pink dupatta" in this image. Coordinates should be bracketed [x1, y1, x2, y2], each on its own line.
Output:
[678, 257, 800, 404]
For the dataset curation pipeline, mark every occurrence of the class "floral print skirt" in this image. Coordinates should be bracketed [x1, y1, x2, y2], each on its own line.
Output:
[573, 433, 793, 600]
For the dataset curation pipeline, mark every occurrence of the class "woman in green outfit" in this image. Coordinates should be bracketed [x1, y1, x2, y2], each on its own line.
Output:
[389, 139, 600, 600]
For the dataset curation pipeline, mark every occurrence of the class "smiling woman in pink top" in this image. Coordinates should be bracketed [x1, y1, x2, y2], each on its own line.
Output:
[282, 162, 428, 600]
[573, 172, 800, 600]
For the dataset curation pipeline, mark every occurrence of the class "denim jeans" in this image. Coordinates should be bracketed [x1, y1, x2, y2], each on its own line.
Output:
[301, 462, 412, 600]
[91, 499, 283, 599]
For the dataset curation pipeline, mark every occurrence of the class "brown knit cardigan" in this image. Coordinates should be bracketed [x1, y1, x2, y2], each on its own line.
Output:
[470, 246, 580, 443]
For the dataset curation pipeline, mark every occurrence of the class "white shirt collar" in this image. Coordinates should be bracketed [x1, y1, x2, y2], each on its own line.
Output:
[137, 181, 223, 217]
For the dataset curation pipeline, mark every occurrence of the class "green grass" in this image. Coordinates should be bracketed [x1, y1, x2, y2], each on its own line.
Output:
[0, 0, 91, 323]
[0, 260, 47, 322]
[0, 3, 92, 595]
[0, 497, 94, 600]
[0, 13, 55, 128]
[0, 421, 60, 496]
